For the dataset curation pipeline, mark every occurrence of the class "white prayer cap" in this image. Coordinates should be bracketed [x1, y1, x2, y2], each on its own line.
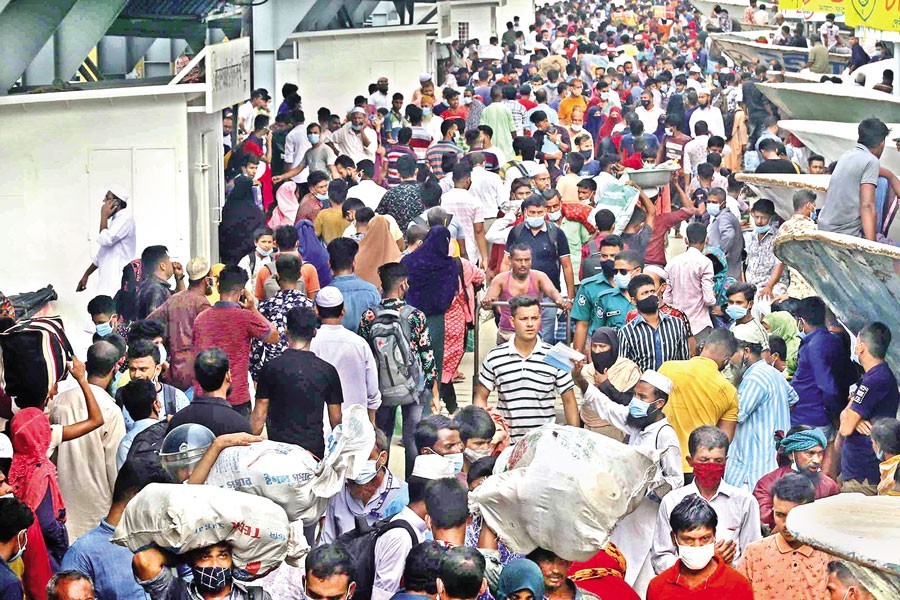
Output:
[697, 87, 711, 95]
[186, 257, 211, 281]
[689, 65, 702, 73]
[349, 106, 367, 116]
[528, 163, 549, 177]
[643, 264, 668, 282]
[315, 286, 344, 308]
[419, 72, 433, 83]
[411, 454, 455, 480]
[639, 370, 674, 395]
[108, 185, 130, 206]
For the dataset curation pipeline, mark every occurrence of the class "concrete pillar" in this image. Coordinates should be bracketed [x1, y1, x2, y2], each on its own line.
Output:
[22, 35, 56, 87]
[251, 0, 316, 95]
[0, 0, 79, 93]
[54, 0, 129, 82]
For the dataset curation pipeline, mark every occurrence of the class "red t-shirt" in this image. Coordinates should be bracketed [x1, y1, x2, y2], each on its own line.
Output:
[644, 208, 692, 267]
[192, 303, 272, 406]
[647, 557, 753, 600]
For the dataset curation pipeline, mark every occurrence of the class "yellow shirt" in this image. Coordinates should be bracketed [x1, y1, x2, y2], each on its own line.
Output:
[314, 207, 349, 244]
[660, 356, 739, 473]
[558, 96, 587, 126]
[878, 454, 900, 495]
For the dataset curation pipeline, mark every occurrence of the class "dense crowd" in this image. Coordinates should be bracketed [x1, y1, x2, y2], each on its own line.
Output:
[2, 1, 899, 600]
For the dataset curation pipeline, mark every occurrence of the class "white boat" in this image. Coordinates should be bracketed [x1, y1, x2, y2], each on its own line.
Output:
[712, 31, 849, 73]
[775, 231, 900, 377]
[760, 82, 900, 122]
[735, 172, 828, 220]
[778, 119, 900, 174]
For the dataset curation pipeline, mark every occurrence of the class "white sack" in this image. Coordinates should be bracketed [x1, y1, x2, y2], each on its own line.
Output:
[204, 404, 375, 525]
[111, 483, 307, 580]
[470, 424, 660, 562]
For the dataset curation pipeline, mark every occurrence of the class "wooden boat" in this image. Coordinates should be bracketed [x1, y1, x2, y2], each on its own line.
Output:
[775, 231, 900, 375]
[779, 58, 897, 85]
[778, 119, 900, 173]
[759, 82, 900, 122]
[735, 172, 828, 220]
[712, 31, 850, 73]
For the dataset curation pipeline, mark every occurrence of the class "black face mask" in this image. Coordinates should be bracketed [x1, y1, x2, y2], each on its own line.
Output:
[640, 99, 651, 108]
[600, 259, 615, 278]
[636, 295, 659, 314]
[592, 350, 616, 374]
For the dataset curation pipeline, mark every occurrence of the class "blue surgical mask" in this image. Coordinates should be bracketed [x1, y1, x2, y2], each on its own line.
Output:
[95, 321, 113, 337]
[352, 459, 382, 485]
[315, 192, 329, 201]
[876, 448, 885, 461]
[548, 210, 562, 222]
[444, 453, 464, 474]
[810, 209, 818, 221]
[755, 224, 772, 234]
[614, 272, 632, 289]
[525, 216, 545, 228]
[351, 123, 363, 132]
[707, 203, 721, 216]
[307, 133, 320, 145]
[725, 305, 748, 321]
[256, 245, 273, 257]
[628, 396, 658, 418]
[422, 108, 432, 117]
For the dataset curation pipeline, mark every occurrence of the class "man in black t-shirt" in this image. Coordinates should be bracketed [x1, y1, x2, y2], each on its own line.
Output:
[754, 138, 799, 174]
[251, 306, 343, 458]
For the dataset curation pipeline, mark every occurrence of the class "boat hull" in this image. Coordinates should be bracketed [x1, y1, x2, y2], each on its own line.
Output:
[778, 119, 900, 174]
[735, 173, 828, 220]
[760, 82, 900, 123]
[713, 34, 848, 73]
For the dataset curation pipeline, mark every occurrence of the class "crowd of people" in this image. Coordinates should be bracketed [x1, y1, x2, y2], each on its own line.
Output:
[2, 1, 900, 600]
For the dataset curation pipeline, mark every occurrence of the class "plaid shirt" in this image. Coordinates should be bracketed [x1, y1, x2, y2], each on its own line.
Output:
[249, 289, 313, 381]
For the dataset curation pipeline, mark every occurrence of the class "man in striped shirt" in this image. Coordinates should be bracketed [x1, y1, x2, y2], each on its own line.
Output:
[385, 128, 416, 188]
[475, 295, 580, 440]
[619, 274, 690, 373]
[426, 120, 463, 178]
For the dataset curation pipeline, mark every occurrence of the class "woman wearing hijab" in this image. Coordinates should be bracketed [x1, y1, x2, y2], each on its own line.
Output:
[498, 559, 546, 600]
[401, 227, 463, 407]
[269, 181, 300, 229]
[219, 176, 267, 265]
[579, 327, 641, 440]
[295, 219, 333, 287]
[568, 544, 640, 600]
[596, 106, 624, 155]
[763, 311, 800, 375]
[356, 215, 402, 288]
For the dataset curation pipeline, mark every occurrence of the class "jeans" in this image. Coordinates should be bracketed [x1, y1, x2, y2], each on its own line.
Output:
[540, 296, 557, 343]
[376, 401, 424, 479]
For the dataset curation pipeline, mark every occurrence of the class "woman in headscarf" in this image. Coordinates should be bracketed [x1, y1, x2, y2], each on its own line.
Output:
[704, 245, 736, 330]
[596, 106, 624, 156]
[269, 181, 300, 229]
[296, 219, 333, 287]
[355, 215, 401, 288]
[568, 543, 640, 600]
[497, 559, 546, 600]
[763, 311, 801, 375]
[219, 176, 267, 265]
[579, 327, 641, 440]
[401, 226, 464, 408]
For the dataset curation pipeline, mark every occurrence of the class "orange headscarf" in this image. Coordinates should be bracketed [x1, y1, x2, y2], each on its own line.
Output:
[355, 215, 401, 288]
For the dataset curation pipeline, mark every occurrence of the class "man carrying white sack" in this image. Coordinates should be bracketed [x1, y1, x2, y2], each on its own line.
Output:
[571, 363, 683, 597]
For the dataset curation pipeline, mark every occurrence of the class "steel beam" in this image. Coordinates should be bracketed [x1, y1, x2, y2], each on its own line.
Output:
[0, 0, 79, 94]
[251, 0, 317, 95]
[54, 0, 129, 82]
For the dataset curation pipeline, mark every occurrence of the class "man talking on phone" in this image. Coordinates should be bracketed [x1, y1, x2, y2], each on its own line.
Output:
[77, 188, 137, 295]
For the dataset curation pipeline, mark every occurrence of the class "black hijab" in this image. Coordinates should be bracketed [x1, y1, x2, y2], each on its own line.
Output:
[590, 327, 620, 373]
[219, 176, 266, 265]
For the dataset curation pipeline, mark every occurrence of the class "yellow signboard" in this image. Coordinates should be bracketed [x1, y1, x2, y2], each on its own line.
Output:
[844, 0, 900, 30]
[777, 0, 846, 15]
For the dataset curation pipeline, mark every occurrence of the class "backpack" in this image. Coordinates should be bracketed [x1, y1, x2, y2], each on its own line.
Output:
[123, 420, 173, 485]
[368, 305, 425, 407]
[0, 316, 74, 405]
[580, 237, 606, 280]
[256, 257, 306, 301]
[115, 259, 144, 323]
[333, 515, 419, 600]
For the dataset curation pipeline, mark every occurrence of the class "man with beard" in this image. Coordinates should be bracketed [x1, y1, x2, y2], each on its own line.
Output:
[752, 426, 840, 534]
[619, 274, 690, 373]
[688, 88, 725, 138]
[369, 76, 390, 111]
[573, 365, 682, 594]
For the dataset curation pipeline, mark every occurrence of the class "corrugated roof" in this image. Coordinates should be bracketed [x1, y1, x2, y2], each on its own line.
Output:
[121, 0, 225, 19]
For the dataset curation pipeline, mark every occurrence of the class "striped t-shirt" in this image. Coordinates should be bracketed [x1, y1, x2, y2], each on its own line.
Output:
[478, 340, 575, 440]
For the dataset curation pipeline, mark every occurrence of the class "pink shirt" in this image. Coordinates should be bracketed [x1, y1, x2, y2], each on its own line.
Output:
[663, 247, 716, 333]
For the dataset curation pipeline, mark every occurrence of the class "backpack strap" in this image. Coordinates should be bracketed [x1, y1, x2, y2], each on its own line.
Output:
[248, 252, 257, 274]
[376, 519, 419, 548]
[397, 304, 419, 352]
[161, 384, 177, 416]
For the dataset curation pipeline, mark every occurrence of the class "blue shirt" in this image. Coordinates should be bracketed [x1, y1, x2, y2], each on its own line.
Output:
[117, 418, 158, 469]
[505, 223, 571, 291]
[842, 363, 900, 483]
[0, 558, 22, 600]
[790, 328, 845, 427]
[330, 274, 381, 333]
[725, 360, 798, 491]
[60, 519, 147, 600]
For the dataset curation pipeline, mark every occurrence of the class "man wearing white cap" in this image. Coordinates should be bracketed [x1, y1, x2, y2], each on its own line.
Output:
[330, 107, 377, 164]
[689, 87, 725, 138]
[685, 65, 704, 91]
[76, 188, 137, 296]
[571, 363, 683, 594]
[371, 454, 453, 600]
[310, 286, 381, 423]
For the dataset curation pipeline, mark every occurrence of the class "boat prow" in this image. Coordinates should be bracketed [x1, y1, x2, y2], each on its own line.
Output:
[778, 120, 900, 174]
[712, 32, 849, 73]
[735, 173, 828, 220]
[760, 82, 900, 123]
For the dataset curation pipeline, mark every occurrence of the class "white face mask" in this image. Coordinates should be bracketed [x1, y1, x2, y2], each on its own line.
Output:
[9, 531, 26, 562]
[677, 541, 715, 570]
[464, 447, 492, 463]
[156, 343, 168, 366]
[352, 458, 382, 485]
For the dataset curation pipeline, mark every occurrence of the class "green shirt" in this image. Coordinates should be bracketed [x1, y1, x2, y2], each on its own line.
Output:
[558, 218, 592, 284]
[571, 274, 632, 332]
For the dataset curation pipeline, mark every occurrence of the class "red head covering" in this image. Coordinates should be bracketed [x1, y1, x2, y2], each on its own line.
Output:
[8, 408, 66, 517]
[597, 107, 623, 141]
[567, 543, 640, 600]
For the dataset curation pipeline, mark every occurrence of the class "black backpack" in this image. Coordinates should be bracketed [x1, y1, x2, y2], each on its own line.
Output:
[333, 515, 419, 600]
[123, 420, 174, 486]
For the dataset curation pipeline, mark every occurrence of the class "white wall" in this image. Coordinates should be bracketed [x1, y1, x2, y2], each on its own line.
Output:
[452, 4, 499, 43]
[187, 111, 225, 263]
[277, 27, 437, 117]
[496, 0, 535, 30]
[0, 94, 193, 352]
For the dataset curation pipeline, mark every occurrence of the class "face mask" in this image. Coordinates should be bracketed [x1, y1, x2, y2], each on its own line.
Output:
[353, 459, 382, 485]
[307, 133, 320, 145]
[156, 343, 168, 366]
[641, 99, 651, 108]
[810, 209, 818, 221]
[525, 216, 545, 228]
[628, 396, 658, 418]
[600, 259, 616, 279]
[755, 224, 771, 234]
[707, 203, 721, 216]
[665, 127, 675, 137]
[256, 245, 273, 257]
[614, 272, 632, 290]
[9, 531, 26, 563]
[580, 150, 593, 160]
[462, 97, 473, 105]
[351, 123, 363, 132]
[191, 566, 233, 595]
[691, 461, 726, 488]
[677, 542, 715, 571]
[422, 108, 432, 117]
[315, 192, 329, 201]
[464, 447, 492, 463]
[0, 494, 13, 499]
[725, 305, 748, 321]
[876, 448, 885, 461]
[548, 210, 562, 222]
[444, 453, 464, 474]
[571, 124, 583, 131]
[636, 295, 659, 314]
[611, 80, 620, 89]
[95, 321, 113, 337]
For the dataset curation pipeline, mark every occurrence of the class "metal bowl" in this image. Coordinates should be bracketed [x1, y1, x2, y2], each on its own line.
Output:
[625, 164, 680, 188]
